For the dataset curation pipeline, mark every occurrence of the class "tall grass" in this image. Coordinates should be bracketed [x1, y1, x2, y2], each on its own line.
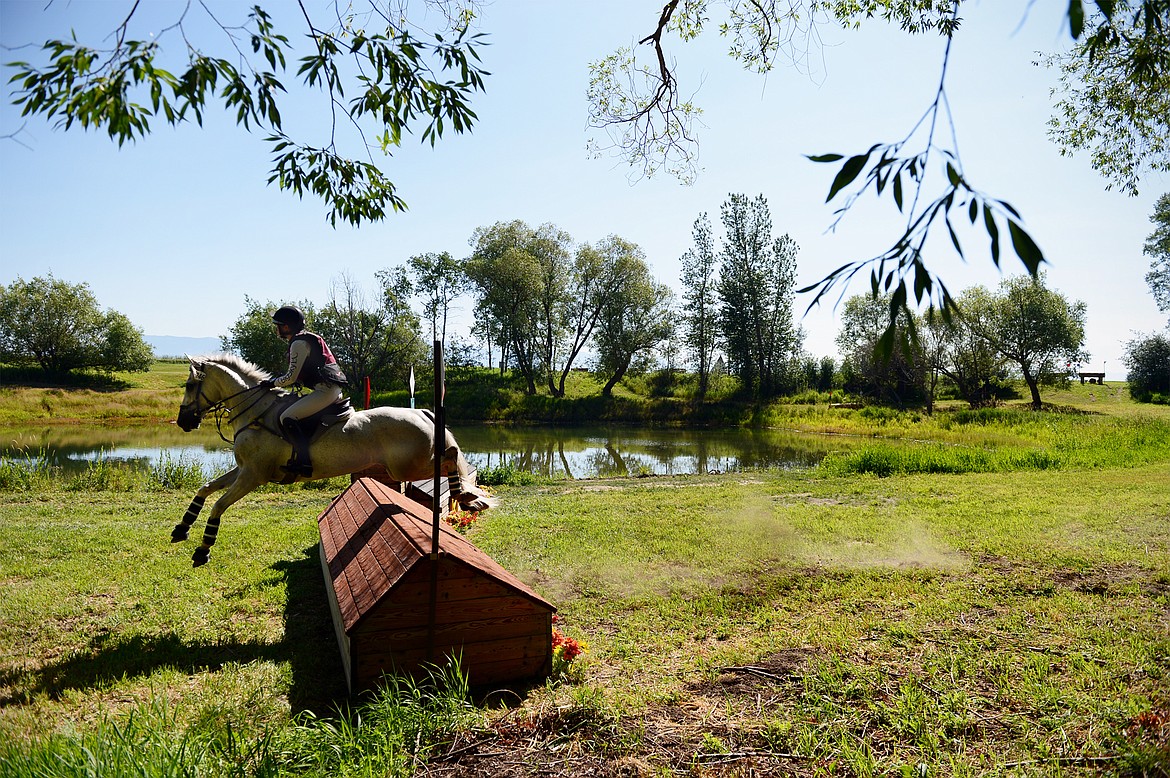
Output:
[0, 661, 478, 778]
[819, 411, 1170, 476]
[0, 447, 56, 491]
[0, 450, 211, 493]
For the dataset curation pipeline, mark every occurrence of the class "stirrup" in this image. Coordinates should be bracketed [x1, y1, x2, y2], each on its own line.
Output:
[282, 459, 312, 476]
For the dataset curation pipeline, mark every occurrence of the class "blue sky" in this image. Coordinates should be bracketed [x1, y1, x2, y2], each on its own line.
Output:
[1, 0, 1165, 376]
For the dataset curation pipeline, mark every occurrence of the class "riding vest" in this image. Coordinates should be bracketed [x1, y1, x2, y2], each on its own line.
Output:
[289, 332, 348, 388]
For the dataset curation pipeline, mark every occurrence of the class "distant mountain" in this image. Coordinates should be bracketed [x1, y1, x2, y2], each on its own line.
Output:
[146, 335, 223, 358]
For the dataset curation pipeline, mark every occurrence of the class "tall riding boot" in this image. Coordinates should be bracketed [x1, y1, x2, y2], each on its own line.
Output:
[280, 417, 313, 476]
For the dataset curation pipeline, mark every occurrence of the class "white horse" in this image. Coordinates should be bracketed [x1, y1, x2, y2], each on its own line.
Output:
[173, 354, 494, 567]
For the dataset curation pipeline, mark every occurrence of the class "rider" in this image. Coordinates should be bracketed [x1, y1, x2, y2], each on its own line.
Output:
[262, 305, 348, 476]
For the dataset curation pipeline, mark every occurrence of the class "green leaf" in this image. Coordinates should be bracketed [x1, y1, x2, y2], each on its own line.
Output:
[1068, 0, 1085, 38]
[806, 153, 843, 163]
[946, 217, 963, 258]
[1007, 220, 1046, 275]
[826, 151, 872, 202]
[945, 161, 962, 186]
[893, 172, 904, 212]
[983, 204, 1001, 267]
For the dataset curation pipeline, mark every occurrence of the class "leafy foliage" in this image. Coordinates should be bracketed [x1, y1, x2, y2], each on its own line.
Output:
[963, 273, 1089, 410]
[593, 245, 674, 395]
[680, 213, 720, 398]
[1144, 192, 1170, 319]
[1124, 331, 1170, 403]
[835, 292, 926, 405]
[589, 1, 1168, 349]
[6, 3, 488, 225]
[465, 220, 562, 395]
[918, 290, 1008, 409]
[716, 193, 803, 399]
[316, 273, 427, 391]
[1045, 1, 1170, 196]
[0, 274, 152, 375]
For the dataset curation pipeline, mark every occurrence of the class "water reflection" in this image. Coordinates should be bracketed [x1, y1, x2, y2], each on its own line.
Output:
[1, 423, 864, 479]
[2, 424, 235, 474]
[450, 425, 858, 479]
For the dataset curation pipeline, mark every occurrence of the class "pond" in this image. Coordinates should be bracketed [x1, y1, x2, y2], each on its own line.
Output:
[1, 421, 871, 480]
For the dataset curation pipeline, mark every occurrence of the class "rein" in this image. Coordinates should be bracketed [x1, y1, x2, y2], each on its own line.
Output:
[191, 380, 279, 444]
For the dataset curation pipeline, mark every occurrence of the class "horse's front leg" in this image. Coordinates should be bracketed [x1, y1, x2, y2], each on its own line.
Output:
[172, 468, 239, 543]
[191, 469, 265, 567]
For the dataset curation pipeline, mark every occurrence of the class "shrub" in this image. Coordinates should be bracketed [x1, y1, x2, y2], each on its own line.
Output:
[1124, 332, 1170, 403]
[147, 452, 209, 491]
[477, 462, 542, 486]
[0, 450, 56, 491]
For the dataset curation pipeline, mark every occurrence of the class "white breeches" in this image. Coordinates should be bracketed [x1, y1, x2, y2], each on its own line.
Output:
[279, 384, 343, 423]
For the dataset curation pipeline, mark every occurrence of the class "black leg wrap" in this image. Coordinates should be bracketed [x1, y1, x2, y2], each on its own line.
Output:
[173, 495, 204, 542]
[183, 495, 206, 522]
[201, 517, 220, 548]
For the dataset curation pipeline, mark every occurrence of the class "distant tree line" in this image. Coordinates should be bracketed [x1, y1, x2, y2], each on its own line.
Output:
[9, 187, 1167, 409]
[0, 274, 152, 376]
[218, 189, 1095, 412]
[837, 274, 1090, 412]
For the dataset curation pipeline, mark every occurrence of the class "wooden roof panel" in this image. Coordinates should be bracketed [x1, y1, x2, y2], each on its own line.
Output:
[318, 478, 553, 635]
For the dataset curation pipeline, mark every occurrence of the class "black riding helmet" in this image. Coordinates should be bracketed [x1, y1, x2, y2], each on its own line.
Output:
[272, 305, 305, 331]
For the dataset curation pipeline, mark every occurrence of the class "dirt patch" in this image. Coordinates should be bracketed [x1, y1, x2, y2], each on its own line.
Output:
[978, 553, 1169, 597]
[689, 647, 817, 699]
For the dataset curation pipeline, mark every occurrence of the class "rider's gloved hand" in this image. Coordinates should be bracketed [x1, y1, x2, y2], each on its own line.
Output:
[258, 379, 275, 390]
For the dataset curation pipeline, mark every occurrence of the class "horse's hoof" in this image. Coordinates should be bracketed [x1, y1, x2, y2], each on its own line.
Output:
[192, 547, 210, 567]
[171, 525, 189, 543]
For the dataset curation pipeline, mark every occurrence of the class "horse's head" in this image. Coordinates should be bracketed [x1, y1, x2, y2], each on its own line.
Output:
[177, 357, 210, 432]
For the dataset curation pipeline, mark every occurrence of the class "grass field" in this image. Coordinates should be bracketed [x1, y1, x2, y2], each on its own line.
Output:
[0, 365, 1168, 776]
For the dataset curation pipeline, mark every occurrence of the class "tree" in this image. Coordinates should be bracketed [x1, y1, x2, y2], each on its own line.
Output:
[588, 1, 1169, 343]
[0, 274, 152, 375]
[102, 310, 156, 374]
[680, 213, 720, 399]
[316, 272, 426, 392]
[835, 292, 925, 405]
[920, 287, 1007, 408]
[406, 251, 468, 345]
[594, 248, 674, 395]
[465, 220, 547, 394]
[528, 225, 575, 395]
[1044, 4, 1170, 196]
[966, 274, 1088, 410]
[1145, 192, 1170, 319]
[552, 236, 642, 397]
[1123, 331, 1170, 402]
[7, 2, 488, 225]
[716, 194, 803, 399]
[221, 296, 312, 370]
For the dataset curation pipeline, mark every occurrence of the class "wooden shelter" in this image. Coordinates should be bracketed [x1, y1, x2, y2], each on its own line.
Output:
[317, 477, 555, 692]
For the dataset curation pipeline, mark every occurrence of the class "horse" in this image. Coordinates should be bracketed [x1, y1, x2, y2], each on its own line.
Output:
[172, 354, 495, 567]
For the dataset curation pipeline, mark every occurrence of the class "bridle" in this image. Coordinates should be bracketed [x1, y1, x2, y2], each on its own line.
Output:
[180, 369, 275, 443]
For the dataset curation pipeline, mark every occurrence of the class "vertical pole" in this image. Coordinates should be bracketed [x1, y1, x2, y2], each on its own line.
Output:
[427, 339, 443, 663]
[432, 340, 444, 557]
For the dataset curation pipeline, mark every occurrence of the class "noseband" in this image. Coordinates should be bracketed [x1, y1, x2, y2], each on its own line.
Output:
[180, 370, 270, 441]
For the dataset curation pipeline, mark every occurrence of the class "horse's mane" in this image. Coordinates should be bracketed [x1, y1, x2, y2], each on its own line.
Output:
[199, 353, 273, 385]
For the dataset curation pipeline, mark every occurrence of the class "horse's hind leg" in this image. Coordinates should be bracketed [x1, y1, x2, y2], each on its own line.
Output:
[192, 470, 264, 567]
[172, 468, 238, 543]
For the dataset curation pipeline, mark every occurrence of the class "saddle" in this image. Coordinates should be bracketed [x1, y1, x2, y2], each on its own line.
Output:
[273, 395, 355, 442]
